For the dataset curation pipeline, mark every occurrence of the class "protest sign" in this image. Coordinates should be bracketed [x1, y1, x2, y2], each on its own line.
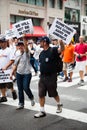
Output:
[0, 69, 12, 83]
[13, 19, 34, 38]
[5, 29, 16, 40]
[49, 18, 76, 44]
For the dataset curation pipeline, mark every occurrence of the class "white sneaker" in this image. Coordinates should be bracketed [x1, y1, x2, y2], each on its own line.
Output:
[16, 105, 24, 110]
[78, 80, 85, 86]
[34, 111, 46, 118]
[56, 104, 63, 113]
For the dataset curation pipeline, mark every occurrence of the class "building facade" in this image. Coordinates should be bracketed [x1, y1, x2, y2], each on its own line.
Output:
[0, 0, 87, 38]
[81, 0, 87, 39]
[0, 0, 64, 35]
[64, 0, 81, 36]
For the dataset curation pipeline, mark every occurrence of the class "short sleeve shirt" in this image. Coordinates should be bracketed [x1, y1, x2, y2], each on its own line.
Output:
[74, 43, 87, 61]
[14, 51, 31, 74]
[39, 47, 60, 75]
[0, 47, 15, 69]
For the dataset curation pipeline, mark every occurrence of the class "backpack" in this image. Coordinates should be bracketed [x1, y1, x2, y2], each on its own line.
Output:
[50, 47, 63, 74]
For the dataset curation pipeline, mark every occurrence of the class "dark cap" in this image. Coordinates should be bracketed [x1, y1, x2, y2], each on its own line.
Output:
[40, 36, 51, 44]
[0, 35, 7, 42]
[16, 41, 24, 46]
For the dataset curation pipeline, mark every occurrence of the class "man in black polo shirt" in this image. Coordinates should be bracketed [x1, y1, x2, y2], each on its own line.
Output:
[34, 36, 65, 118]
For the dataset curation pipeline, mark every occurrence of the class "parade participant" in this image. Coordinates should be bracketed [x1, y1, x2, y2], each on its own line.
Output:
[74, 36, 87, 86]
[62, 40, 75, 82]
[33, 40, 43, 71]
[10, 37, 35, 110]
[0, 35, 17, 102]
[28, 39, 38, 76]
[34, 36, 65, 118]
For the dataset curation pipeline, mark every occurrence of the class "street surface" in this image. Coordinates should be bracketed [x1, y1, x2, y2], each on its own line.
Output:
[0, 69, 87, 130]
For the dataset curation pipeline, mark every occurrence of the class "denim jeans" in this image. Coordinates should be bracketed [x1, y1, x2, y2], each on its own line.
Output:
[34, 59, 39, 71]
[16, 72, 34, 106]
[30, 57, 38, 73]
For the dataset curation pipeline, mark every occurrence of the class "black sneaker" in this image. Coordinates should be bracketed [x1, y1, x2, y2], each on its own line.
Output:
[13, 78, 17, 82]
[12, 90, 17, 100]
[0, 96, 7, 103]
[63, 77, 68, 82]
[34, 111, 46, 118]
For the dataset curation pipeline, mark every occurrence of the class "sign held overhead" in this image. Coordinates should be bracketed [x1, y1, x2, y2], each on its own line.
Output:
[49, 18, 76, 44]
[13, 19, 34, 38]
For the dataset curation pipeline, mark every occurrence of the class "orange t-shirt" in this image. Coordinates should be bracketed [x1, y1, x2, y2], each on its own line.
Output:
[62, 44, 75, 63]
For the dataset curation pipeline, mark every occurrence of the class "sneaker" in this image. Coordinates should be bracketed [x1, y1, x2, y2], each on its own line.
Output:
[58, 75, 64, 79]
[56, 104, 63, 113]
[68, 78, 72, 82]
[12, 90, 17, 100]
[35, 72, 38, 76]
[84, 73, 87, 76]
[63, 77, 68, 82]
[16, 105, 24, 110]
[13, 78, 17, 82]
[31, 99, 35, 106]
[78, 80, 85, 86]
[34, 111, 46, 118]
[0, 96, 7, 103]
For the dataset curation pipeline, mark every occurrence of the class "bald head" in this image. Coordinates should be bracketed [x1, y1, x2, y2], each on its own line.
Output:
[79, 36, 84, 43]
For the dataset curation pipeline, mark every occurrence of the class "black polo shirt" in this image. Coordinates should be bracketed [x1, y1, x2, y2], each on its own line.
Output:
[39, 47, 60, 75]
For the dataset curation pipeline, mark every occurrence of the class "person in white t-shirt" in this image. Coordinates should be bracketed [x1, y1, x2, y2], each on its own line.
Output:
[0, 35, 17, 102]
[33, 40, 43, 71]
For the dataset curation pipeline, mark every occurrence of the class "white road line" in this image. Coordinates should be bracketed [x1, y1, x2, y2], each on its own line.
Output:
[2, 97, 87, 123]
[60, 94, 85, 102]
[77, 85, 87, 90]
[14, 73, 87, 90]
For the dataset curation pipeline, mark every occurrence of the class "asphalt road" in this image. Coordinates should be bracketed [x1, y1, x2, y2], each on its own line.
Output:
[0, 70, 87, 130]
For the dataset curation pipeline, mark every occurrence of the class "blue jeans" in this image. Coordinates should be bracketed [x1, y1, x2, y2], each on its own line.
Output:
[16, 73, 34, 106]
[34, 59, 39, 71]
[30, 57, 37, 73]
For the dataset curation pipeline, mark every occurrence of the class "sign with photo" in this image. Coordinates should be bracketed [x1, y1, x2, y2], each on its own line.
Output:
[0, 69, 12, 83]
[64, 8, 80, 22]
[13, 19, 34, 38]
[49, 18, 76, 44]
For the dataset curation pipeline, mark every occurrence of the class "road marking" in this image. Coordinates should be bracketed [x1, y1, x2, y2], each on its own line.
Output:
[60, 94, 85, 102]
[31, 73, 87, 90]
[2, 97, 87, 123]
[13, 72, 87, 91]
[77, 85, 87, 90]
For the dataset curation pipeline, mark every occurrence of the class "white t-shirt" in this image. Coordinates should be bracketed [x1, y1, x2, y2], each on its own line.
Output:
[0, 47, 15, 69]
[33, 45, 43, 60]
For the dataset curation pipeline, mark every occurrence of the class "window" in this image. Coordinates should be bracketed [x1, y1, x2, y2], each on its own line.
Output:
[10, 15, 16, 24]
[10, 15, 25, 24]
[17, 0, 26, 3]
[36, 0, 44, 6]
[85, 5, 87, 16]
[49, 0, 55, 8]
[10, 15, 41, 26]
[17, 0, 44, 6]
[33, 18, 41, 26]
[28, 0, 35, 5]
[57, 0, 63, 9]
[16, 16, 24, 23]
